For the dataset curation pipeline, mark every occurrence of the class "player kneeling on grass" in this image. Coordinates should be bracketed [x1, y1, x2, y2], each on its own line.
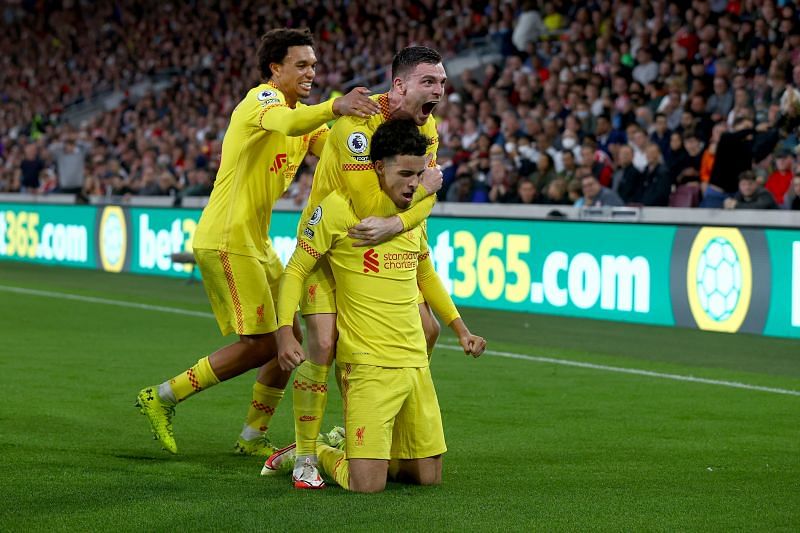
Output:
[270, 119, 486, 492]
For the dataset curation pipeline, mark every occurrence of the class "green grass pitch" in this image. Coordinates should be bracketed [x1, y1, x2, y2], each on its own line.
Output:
[1, 262, 798, 531]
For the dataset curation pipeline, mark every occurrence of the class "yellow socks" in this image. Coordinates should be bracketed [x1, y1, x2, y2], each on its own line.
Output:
[160, 356, 219, 404]
[317, 443, 349, 490]
[239, 382, 284, 441]
[293, 361, 330, 456]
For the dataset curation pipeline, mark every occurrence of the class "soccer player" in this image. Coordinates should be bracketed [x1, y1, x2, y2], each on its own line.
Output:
[282, 46, 450, 487]
[135, 28, 380, 455]
[275, 119, 486, 492]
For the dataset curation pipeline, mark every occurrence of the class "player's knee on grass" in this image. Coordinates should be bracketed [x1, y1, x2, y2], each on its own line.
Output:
[393, 456, 442, 486]
[349, 459, 389, 493]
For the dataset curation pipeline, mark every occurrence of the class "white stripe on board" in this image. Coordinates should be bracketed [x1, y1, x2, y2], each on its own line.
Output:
[2, 284, 798, 397]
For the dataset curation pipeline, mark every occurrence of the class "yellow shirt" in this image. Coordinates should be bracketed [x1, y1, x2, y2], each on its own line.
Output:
[193, 82, 330, 260]
[301, 93, 439, 230]
[280, 190, 436, 368]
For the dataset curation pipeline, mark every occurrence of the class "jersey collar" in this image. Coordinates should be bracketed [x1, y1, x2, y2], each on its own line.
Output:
[378, 93, 391, 121]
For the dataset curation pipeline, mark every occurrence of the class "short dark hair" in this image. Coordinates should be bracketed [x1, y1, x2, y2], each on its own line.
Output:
[370, 119, 429, 163]
[257, 28, 314, 80]
[738, 170, 756, 181]
[391, 46, 442, 80]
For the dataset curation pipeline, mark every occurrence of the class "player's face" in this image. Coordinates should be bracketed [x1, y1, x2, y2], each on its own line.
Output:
[273, 45, 317, 101]
[396, 63, 447, 126]
[376, 154, 427, 209]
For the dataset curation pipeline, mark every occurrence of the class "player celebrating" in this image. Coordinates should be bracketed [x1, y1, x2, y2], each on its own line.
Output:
[135, 28, 379, 455]
[279, 46, 449, 487]
[273, 119, 486, 492]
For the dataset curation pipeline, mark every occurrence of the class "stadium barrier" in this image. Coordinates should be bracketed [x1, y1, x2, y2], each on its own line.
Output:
[1, 197, 798, 340]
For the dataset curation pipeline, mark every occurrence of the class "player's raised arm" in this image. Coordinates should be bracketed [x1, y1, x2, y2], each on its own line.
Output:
[253, 30, 378, 137]
[259, 87, 378, 137]
[417, 238, 486, 358]
[276, 194, 344, 370]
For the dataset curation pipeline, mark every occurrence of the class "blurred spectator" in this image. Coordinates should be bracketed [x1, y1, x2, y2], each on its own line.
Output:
[724, 171, 778, 210]
[20, 143, 45, 193]
[783, 175, 800, 210]
[764, 149, 795, 205]
[508, 178, 538, 205]
[703, 117, 780, 207]
[613, 145, 641, 202]
[576, 172, 624, 208]
[48, 134, 90, 193]
[530, 152, 556, 192]
[540, 177, 570, 205]
[707, 77, 734, 122]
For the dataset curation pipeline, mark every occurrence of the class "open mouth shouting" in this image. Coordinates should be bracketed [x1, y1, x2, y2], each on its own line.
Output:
[420, 100, 439, 118]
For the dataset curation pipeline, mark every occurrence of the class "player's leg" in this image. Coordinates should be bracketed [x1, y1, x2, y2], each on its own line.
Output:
[234, 243, 295, 455]
[291, 259, 337, 484]
[136, 249, 278, 454]
[316, 363, 407, 493]
[389, 366, 447, 485]
[418, 299, 440, 357]
[389, 456, 442, 486]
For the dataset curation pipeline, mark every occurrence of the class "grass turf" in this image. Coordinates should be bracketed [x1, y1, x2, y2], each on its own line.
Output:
[1, 262, 798, 531]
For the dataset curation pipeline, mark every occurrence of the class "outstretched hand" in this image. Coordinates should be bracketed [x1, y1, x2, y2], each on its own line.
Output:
[333, 87, 380, 118]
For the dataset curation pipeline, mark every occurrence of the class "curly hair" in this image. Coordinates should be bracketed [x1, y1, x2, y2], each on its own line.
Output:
[257, 28, 314, 79]
[370, 119, 429, 163]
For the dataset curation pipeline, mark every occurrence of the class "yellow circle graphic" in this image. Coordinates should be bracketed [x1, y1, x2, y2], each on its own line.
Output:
[686, 227, 752, 333]
[99, 206, 127, 273]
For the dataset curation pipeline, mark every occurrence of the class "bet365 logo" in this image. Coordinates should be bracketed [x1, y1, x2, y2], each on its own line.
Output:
[362, 248, 379, 273]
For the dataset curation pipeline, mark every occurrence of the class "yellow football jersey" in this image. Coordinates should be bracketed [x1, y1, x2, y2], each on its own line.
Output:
[300, 93, 439, 231]
[193, 82, 330, 260]
[280, 190, 429, 368]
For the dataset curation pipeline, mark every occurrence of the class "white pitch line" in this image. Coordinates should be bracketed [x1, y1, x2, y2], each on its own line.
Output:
[0, 285, 215, 319]
[437, 344, 800, 397]
[3, 283, 799, 397]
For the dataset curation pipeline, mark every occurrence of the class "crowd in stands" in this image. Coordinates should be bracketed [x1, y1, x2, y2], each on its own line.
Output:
[2, 0, 800, 211]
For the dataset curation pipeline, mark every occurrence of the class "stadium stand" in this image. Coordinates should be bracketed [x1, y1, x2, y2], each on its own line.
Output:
[1, 1, 799, 210]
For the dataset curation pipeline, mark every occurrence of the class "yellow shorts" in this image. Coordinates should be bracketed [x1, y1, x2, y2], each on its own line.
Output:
[194, 248, 278, 336]
[263, 241, 284, 311]
[299, 256, 337, 316]
[336, 362, 446, 460]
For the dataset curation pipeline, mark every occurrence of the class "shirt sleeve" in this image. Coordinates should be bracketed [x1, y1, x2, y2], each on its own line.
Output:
[416, 225, 460, 325]
[276, 193, 343, 327]
[249, 87, 336, 137]
[308, 125, 330, 158]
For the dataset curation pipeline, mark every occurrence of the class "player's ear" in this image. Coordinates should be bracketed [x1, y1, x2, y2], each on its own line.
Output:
[374, 159, 385, 177]
[393, 77, 406, 95]
[269, 62, 282, 80]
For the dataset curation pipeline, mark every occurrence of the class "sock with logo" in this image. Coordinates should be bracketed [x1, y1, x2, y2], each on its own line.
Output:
[317, 443, 349, 490]
[293, 361, 330, 456]
[239, 382, 285, 441]
[160, 356, 219, 405]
